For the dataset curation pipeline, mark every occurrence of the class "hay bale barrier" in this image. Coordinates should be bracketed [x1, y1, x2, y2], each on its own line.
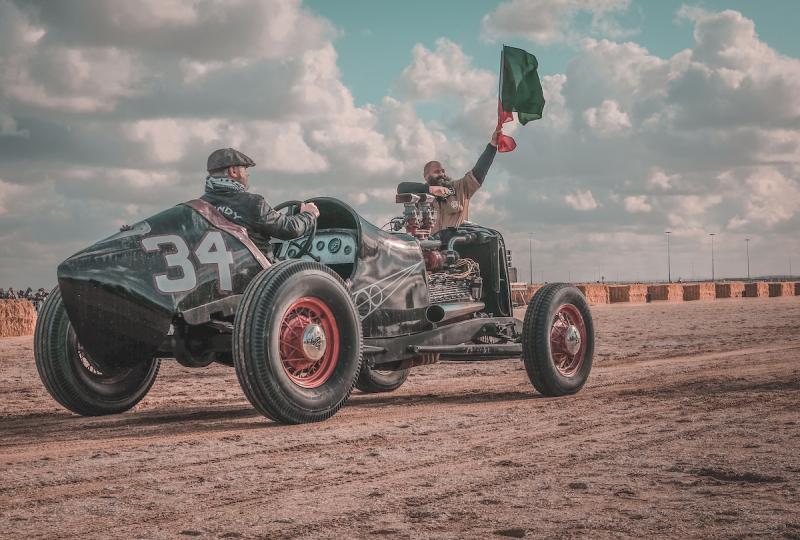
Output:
[0, 299, 37, 337]
[608, 285, 630, 303]
[796, 282, 800, 296]
[577, 284, 609, 304]
[716, 282, 745, 299]
[744, 282, 770, 298]
[768, 282, 795, 297]
[698, 282, 715, 300]
[683, 284, 700, 301]
[628, 284, 648, 303]
[647, 284, 683, 301]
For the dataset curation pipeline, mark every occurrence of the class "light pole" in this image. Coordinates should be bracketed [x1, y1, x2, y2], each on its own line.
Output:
[709, 233, 716, 282]
[528, 232, 534, 285]
[745, 237, 750, 280]
[665, 231, 672, 283]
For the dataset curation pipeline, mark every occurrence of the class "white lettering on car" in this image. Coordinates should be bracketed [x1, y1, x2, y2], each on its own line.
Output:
[142, 232, 234, 294]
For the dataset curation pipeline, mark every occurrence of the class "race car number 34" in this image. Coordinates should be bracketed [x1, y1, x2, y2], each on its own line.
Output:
[142, 232, 234, 293]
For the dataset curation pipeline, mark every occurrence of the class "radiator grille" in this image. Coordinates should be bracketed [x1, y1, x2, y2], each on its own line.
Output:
[428, 274, 472, 304]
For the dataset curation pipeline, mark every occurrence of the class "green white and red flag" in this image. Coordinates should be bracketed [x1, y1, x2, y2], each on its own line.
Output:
[496, 45, 546, 152]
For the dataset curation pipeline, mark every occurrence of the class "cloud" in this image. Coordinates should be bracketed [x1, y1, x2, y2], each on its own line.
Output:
[20, 0, 334, 61]
[623, 195, 651, 213]
[481, 0, 633, 45]
[1, 3, 799, 286]
[728, 168, 800, 228]
[397, 38, 495, 107]
[0, 112, 29, 137]
[648, 168, 676, 190]
[583, 99, 631, 135]
[565, 189, 598, 210]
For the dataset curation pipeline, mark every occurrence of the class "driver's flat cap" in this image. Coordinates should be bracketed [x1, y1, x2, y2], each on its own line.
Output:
[207, 148, 256, 172]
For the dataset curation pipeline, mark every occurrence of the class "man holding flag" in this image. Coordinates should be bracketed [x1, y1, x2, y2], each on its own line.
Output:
[396, 45, 545, 234]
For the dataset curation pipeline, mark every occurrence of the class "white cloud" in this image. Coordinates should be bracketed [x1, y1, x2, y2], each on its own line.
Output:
[398, 38, 495, 107]
[0, 112, 29, 138]
[1, 4, 800, 286]
[565, 189, 598, 210]
[481, 0, 632, 45]
[728, 168, 800, 228]
[0, 178, 30, 216]
[648, 168, 676, 190]
[583, 99, 631, 135]
[623, 195, 651, 213]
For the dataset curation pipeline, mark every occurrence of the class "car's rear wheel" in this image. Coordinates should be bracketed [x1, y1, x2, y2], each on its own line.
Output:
[233, 260, 363, 424]
[34, 288, 161, 416]
[522, 283, 594, 396]
[356, 366, 410, 393]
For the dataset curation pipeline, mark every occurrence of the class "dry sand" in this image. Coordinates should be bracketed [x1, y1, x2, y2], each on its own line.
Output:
[1, 297, 799, 539]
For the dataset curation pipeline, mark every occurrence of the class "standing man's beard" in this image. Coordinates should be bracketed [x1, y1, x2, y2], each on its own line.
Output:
[426, 174, 452, 186]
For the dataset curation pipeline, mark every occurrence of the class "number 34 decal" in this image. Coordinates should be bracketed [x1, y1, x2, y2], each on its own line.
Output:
[142, 232, 234, 293]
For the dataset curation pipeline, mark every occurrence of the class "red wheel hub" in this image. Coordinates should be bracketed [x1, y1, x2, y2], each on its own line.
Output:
[279, 297, 340, 388]
[549, 304, 587, 377]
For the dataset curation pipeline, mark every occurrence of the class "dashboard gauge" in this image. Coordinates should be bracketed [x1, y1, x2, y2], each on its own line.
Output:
[328, 237, 342, 254]
[316, 240, 325, 251]
[343, 245, 352, 255]
[287, 248, 298, 257]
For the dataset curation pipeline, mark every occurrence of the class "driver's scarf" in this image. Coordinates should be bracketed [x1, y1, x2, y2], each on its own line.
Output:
[205, 175, 246, 194]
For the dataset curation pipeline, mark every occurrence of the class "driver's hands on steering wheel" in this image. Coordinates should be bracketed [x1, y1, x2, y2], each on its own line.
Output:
[300, 202, 320, 218]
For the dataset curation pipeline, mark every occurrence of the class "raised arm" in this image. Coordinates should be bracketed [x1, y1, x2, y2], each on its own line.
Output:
[471, 129, 500, 185]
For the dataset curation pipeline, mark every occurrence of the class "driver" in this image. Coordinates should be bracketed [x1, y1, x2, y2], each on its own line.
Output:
[397, 129, 500, 234]
[201, 148, 320, 259]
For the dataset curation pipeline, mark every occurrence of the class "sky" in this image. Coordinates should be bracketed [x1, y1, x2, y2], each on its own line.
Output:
[1, 0, 799, 287]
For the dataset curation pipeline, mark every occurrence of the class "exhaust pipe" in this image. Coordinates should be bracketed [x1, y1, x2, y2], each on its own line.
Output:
[426, 301, 485, 323]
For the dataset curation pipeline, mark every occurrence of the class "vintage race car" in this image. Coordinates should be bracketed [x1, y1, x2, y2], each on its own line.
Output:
[35, 193, 595, 424]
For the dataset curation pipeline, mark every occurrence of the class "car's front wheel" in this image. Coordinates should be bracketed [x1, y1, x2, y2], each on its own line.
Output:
[233, 260, 363, 424]
[522, 283, 594, 396]
[34, 288, 161, 416]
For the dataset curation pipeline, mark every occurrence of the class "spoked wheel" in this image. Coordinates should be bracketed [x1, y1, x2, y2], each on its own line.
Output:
[355, 365, 410, 394]
[522, 283, 594, 396]
[234, 260, 363, 424]
[278, 297, 340, 389]
[34, 288, 161, 416]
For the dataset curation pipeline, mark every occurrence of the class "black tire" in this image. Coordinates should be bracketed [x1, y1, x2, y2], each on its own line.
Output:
[233, 260, 363, 424]
[522, 283, 594, 396]
[33, 288, 161, 416]
[356, 366, 410, 393]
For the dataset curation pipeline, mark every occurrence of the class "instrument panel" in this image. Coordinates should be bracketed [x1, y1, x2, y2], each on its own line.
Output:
[276, 231, 357, 264]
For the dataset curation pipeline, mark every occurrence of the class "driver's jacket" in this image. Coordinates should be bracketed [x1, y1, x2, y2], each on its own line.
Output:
[200, 190, 315, 258]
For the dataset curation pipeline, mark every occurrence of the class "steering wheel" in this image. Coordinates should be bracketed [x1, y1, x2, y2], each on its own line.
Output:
[273, 200, 319, 261]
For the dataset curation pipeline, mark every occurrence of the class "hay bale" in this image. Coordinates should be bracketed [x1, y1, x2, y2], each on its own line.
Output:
[628, 284, 648, 303]
[608, 285, 630, 303]
[715, 283, 731, 298]
[730, 282, 745, 298]
[0, 299, 36, 337]
[577, 284, 608, 304]
[683, 284, 700, 301]
[716, 282, 745, 299]
[699, 282, 715, 300]
[768, 282, 794, 297]
[647, 284, 682, 301]
[796, 282, 800, 296]
[744, 282, 769, 297]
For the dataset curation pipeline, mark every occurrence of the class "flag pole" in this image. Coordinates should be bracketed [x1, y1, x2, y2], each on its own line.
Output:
[498, 45, 504, 107]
